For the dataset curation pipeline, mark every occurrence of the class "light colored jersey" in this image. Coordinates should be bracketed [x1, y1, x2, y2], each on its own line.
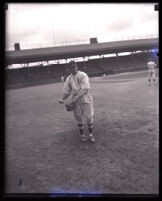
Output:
[63, 71, 93, 103]
[147, 61, 156, 71]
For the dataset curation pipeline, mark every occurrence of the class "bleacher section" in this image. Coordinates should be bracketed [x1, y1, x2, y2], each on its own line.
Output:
[6, 68, 29, 85]
[29, 66, 50, 82]
[77, 60, 103, 77]
[6, 52, 158, 88]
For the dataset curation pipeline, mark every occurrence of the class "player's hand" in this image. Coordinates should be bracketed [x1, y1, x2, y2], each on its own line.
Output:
[59, 98, 64, 104]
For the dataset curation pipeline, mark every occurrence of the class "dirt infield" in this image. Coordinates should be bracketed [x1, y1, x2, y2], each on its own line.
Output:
[5, 70, 159, 195]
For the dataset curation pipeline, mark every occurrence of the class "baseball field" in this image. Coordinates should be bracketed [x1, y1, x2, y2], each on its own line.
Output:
[5, 70, 159, 195]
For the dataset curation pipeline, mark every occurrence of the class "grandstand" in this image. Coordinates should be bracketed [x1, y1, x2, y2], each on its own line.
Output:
[5, 38, 158, 88]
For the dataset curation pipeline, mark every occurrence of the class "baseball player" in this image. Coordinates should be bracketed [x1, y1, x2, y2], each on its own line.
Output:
[147, 60, 156, 86]
[61, 75, 65, 82]
[59, 61, 95, 143]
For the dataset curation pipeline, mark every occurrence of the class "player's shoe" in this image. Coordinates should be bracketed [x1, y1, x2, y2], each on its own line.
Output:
[81, 134, 87, 142]
[89, 134, 95, 143]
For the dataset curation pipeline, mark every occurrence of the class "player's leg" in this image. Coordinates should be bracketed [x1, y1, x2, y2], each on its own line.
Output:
[88, 122, 95, 143]
[73, 102, 86, 141]
[84, 102, 95, 143]
[152, 71, 156, 85]
[148, 71, 151, 86]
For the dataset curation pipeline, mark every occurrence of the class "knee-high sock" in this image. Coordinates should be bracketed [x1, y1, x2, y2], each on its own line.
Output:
[78, 123, 84, 135]
[88, 123, 93, 135]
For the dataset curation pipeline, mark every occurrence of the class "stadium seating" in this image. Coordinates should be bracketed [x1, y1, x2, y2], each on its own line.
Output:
[29, 66, 50, 81]
[6, 52, 158, 88]
[6, 67, 29, 85]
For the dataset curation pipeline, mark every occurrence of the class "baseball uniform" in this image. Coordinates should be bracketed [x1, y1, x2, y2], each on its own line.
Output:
[147, 61, 156, 81]
[62, 71, 94, 125]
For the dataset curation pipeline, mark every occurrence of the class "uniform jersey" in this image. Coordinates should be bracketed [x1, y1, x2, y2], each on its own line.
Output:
[62, 71, 93, 104]
[147, 61, 156, 71]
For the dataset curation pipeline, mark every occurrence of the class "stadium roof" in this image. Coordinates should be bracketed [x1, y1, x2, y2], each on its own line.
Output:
[6, 38, 158, 65]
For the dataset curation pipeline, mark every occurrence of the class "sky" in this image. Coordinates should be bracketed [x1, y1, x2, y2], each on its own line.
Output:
[5, 3, 159, 50]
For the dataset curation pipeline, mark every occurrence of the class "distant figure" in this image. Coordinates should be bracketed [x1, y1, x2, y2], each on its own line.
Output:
[61, 75, 65, 82]
[147, 60, 156, 86]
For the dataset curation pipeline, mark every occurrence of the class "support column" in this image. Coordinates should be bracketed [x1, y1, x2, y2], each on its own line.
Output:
[116, 53, 119, 72]
[131, 51, 135, 69]
[26, 63, 31, 82]
[47, 61, 51, 78]
[99, 55, 105, 73]
[83, 56, 88, 74]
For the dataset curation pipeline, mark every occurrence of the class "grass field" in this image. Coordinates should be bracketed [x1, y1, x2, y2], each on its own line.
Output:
[5, 70, 159, 195]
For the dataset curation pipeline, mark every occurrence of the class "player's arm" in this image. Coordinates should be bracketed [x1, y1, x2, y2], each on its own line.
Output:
[59, 78, 71, 104]
[73, 89, 88, 102]
[73, 74, 90, 102]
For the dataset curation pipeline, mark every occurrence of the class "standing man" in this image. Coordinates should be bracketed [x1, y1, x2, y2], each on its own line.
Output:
[59, 61, 95, 143]
[61, 75, 65, 82]
[147, 60, 156, 86]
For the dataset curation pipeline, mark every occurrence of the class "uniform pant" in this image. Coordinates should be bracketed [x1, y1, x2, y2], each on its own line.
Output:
[73, 100, 94, 125]
[148, 70, 155, 80]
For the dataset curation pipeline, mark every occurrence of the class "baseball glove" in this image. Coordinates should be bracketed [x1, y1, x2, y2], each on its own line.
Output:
[65, 100, 77, 111]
